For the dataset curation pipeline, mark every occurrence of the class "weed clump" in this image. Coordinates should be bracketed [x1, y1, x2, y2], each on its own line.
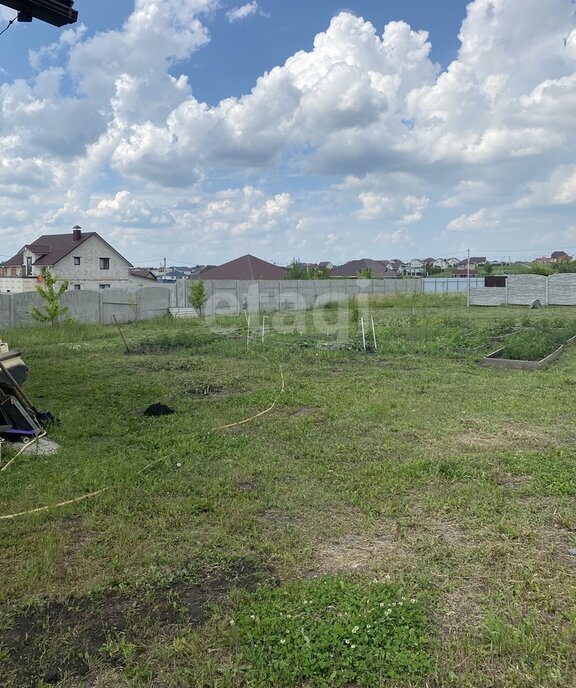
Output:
[500, 323, 576, 361]
[234, 576, 430, 687]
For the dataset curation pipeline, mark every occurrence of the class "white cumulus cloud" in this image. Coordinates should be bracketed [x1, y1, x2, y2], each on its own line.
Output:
[226, 2, 260, 23]
[1, 0, 576, 261]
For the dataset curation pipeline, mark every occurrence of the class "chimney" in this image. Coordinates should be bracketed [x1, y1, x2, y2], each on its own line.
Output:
[72, 225, 82, 241]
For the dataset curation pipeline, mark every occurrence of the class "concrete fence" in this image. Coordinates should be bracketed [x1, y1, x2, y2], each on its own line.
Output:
[0, 286, 172, 329]
[470, 273, 576, 306]
[422, 277, 484, 293]
[6, 274, 576, 327]
[195, 278, 421, 316]
[0, 279, 423, 329]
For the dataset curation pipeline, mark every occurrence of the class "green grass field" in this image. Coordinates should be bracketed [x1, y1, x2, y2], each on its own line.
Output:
[1, 294, 576, 687]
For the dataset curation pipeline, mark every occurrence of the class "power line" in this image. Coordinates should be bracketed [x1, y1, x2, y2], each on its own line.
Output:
[0, 14, 17, 38]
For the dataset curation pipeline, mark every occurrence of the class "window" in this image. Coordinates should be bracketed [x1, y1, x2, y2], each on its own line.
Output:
[99, 284, 111, 289]
[26, 257, 32, 276]
[74, 284, 81, 290]
[99, 257, 110, 270]
[74, 256, 81, 265]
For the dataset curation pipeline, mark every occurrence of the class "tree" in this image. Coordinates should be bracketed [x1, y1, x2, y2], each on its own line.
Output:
[188, 280, 209, 315]
[30, 271, 70, 325]
[555, 260, 576, 273]
[530, 262, 554, 276]
[357, 267, 374, 279]
[482, 263, 493, 275]
[309, 265, 330, 279]
[285, 258, 309, 280]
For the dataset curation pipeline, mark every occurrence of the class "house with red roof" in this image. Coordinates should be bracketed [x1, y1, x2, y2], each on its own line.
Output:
[0, 226, 140, 292]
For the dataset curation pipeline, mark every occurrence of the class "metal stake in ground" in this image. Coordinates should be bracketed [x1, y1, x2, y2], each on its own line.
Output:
[261, 315, 266, 344]
[371, 316, 378, 351]
[360, 317, 367, 352]
[113, 314, 131, 354]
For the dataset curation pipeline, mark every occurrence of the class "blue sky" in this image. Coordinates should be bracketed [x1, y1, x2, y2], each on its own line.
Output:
[1, 0, 576, 267]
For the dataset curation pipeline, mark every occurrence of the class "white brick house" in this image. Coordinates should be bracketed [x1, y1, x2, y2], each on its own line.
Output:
[0, 227, 148, 292]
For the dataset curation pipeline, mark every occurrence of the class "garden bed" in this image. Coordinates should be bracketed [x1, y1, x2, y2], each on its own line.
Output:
[483, 334, 576, 369]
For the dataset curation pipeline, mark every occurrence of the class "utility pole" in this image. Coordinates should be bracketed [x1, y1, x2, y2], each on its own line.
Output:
[466, 248, 471, 308]
[163, 257, 167, 281]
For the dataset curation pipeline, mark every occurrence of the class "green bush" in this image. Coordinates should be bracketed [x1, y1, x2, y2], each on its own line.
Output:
[234, 576, 431, 687]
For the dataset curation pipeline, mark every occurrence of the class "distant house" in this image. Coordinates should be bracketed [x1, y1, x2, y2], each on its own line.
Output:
[456, 256, 485, 268]
[196, 254, 287, 280]
[0, 227, 134, 293]
[452, 267, 479, 278]
[432, 258, 449, 270]
[187, 265, 210, 279]
[551, 251, 571, 262]
[129, 268, 157, 288]
[386, 259, 405, 272]
[330, 259, 397, 278]
[318, 261, 333, 271]
[409, 258, 424, 269]
[446, 257, 460, 267]
[534, 256, 554, 264]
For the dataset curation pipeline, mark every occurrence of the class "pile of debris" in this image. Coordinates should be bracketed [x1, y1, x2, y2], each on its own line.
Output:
[0, 341, 48, 442]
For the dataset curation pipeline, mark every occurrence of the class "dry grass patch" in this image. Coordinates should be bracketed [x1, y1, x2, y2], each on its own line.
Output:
[454, 423, 560, 451]
[315, 531, 399, 574]
[439, 573, 488, 635]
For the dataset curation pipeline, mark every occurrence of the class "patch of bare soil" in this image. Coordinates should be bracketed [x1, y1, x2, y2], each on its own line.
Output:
[496, 472, 533, 489]
[139, 359, 195, 371]
[275, 405, 321, 418]
[185, 382, 226, 396]
[0, 559, 263, 687]
[315, 525, 399, 574]
[313, 514, 473, 576]
[58, 516, 90, 578]
[439, 574, 488, 635]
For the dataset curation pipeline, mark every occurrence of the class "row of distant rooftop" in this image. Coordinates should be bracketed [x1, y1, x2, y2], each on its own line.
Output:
[153, 252, 572, 281]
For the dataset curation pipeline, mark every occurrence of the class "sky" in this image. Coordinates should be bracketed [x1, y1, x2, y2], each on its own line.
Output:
[0, 0, 576, 268]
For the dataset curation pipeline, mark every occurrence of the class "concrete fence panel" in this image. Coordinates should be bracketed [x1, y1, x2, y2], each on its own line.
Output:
[13, 292, 42, 327]
[469, 287, 507, 306]
[207, 287, 239, 316]
[137, 287, 171, 321]
[61, 290, 101, 324]
[549, 273, 576, 306]
[101, 289, 137, 324]
[0, 294, 12, 329]
[259, 280, 282, 312]
[279, 281, 302, 311]
[507, 274, 547, 305]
